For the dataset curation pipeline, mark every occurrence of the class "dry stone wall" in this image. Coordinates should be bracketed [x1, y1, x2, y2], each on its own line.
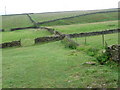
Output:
[1, 29, 119, 48]
[40, 27, 63, 35]
[106, 44, 120, 62]
[67, 29, 119, 38]
[0, 40, 21, 48]
[35, 36, 65, 44]
[37, 10, 119, 25]
[26, 14, 38, 27]
[10, 26, 39, 31]
[0, 29, 4, 32]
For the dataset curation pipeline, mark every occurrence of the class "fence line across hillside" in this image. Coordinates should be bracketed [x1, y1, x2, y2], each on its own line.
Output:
[67, 29, 119, 38]
[37, 10, 120, 25]
[0, 29, 119, 48]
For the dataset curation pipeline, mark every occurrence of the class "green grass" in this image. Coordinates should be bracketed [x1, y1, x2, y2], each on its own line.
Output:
[2, 15, 33, 31]
[73, 33, 118, 49]
[1, 8, 118, 31]
[51, 20, 118, 34]
[2, 41, 118, 88]
[1, 8, 119, 88]
[0, 35, 1, 89]
[1, 29, 51, 43]
[30, 8, 118, 23]
[74, 33, 118, 64]
[0, 16, 2, 29]
[30, 10, 100, 23]
[39, 12, 118, 26]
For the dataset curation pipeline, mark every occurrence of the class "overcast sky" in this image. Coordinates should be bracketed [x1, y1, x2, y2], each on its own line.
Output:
[0, 0, 119, 15]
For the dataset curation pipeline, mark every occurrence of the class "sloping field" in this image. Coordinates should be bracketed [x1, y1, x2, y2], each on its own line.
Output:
[30, 8, 118, 23]
[30, 10, 98, 23]
[2, 29, 51, 43]
[1, 8, 119, 31]
[39, 11, 119, 26]
[1, 8, 119, 88]
[52, 20, 118, 34]
[2, 41, 118, 88]
[2, 15, 33, 31]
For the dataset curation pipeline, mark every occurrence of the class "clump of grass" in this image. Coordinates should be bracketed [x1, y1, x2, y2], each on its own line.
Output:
[96, 52, 110, 65]
[77, 45, 99, 56]
[61, 37, 79, 49]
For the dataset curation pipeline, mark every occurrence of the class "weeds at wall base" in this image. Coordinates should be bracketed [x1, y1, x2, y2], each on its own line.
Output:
[76, 45, 118, 66]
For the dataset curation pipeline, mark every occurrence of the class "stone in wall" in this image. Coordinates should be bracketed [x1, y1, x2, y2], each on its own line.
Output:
[35, 36, 65, 44]
[0, 29, 4, 32]
[1, 41, 21, 48]
[68, 29, 119, 38]
[106, 44, 120, 62]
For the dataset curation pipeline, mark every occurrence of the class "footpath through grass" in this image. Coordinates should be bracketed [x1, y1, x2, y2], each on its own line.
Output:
[2, 41, 118, 88]
[52, 20, 118, 34]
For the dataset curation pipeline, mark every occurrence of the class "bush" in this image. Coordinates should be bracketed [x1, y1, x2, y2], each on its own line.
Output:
[77, 45, 99, 56]
[61, 37, 79, 49]
[96, 52, 110, 65]
[77, 45, 111, 64]
[87, 48, 99, 56]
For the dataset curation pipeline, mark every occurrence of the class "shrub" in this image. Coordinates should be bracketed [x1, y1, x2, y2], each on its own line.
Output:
[61, 36, 79, 49]
[87, 48, 99, 56]
[77, 45, 111, 64]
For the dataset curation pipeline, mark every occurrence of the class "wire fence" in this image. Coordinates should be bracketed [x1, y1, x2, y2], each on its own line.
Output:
[73, 33, 118, 49]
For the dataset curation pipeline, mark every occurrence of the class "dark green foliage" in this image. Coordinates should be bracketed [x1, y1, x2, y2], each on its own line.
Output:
[77, 45, 112, 65]
[96, 52, 110, 65]
[87, 48, 99, 56]
[61, 37, 78, 49]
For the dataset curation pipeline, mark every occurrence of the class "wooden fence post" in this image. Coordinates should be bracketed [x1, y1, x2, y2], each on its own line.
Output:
[102, 33, 105, 47]
[75, 37, 77, 42]
[85, 37, 86, 45]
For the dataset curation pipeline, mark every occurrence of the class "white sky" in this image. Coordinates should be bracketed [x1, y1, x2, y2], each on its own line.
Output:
[0, 0, 119, 15]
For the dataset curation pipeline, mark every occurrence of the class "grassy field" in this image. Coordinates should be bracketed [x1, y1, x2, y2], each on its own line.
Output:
[0, 15, 1, 88]
[2, 41, 118, 88]
[1, 29, 51, 43]
[0, 48, 1, 89]
[52, 20, 118, 34]
[30, 10, 99, 23]
[1, 8, 119, 88]
[2, 15, 33, 31]
[39, 12, 118, 26]
[30, 8, 118, 23]
[1, 8, 119, 31]
[0, 16, 2, 29]
[73, 33, 118, 49]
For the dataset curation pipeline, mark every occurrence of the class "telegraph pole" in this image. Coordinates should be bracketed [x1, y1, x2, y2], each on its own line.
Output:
[5, 6, 6, 15]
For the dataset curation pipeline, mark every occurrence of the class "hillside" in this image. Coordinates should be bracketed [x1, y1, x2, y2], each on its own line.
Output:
[2, 15, 34, 31]
[1, 8, 119, 88]
[1, 8, 119, 31]
[51, 20, 118, 34]
[30, 8, 118, 23]
[38, 11, 119, 26]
